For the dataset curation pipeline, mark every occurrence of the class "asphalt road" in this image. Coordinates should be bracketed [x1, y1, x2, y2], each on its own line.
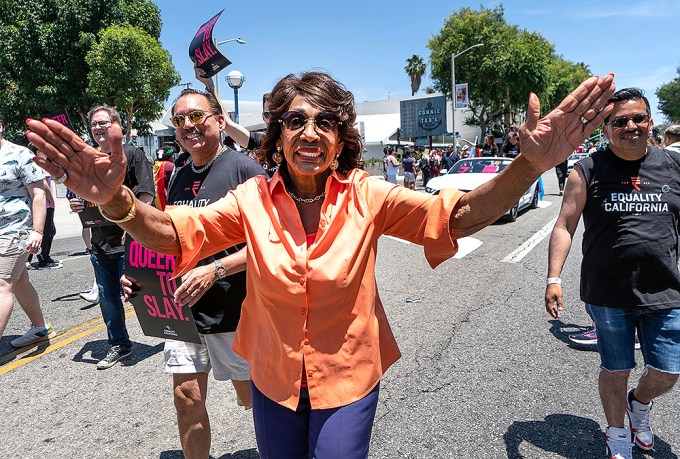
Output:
[1, 171, 678, 459]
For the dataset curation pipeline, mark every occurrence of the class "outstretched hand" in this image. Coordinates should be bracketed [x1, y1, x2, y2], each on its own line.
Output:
[519, 74, 616, 171]
[25, 119, 126, 205]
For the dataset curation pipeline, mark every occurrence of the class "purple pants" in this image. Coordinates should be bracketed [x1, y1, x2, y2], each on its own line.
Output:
[251, 381, 380, 459]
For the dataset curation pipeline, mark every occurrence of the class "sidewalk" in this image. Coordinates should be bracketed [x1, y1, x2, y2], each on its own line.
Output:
[53, 196, 85, 241]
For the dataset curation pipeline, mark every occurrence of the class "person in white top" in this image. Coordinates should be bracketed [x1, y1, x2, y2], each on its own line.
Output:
[0, 119, 55, 348]
[385, 146, 400, 184]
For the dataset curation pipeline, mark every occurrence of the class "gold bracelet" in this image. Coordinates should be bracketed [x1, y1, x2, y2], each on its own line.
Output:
[98, 186, 137, 223]
[31, 229, 43, 235]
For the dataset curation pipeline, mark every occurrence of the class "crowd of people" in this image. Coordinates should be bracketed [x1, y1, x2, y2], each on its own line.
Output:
[380, 128, 525, 189]
[0, 67, 678, 459]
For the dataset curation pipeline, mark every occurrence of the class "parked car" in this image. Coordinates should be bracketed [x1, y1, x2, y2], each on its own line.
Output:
[424, 157, 540, 222]
[566, 153, 589, 174]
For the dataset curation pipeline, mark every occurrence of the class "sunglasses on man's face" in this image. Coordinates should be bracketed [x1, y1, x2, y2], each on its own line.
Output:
[170, 110, 215, 129]
[279, 111, 342, 133]
[608, 113, 650, 129]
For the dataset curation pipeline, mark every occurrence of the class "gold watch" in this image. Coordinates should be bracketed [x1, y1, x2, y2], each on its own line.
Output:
[214, 259, 228, 279]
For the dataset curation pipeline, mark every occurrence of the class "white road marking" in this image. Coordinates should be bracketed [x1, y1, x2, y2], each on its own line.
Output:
[382, 235, 482, 259]
[502, 217, 557, 263]
[454, 237, 483, 258]
[537, 200, 553, 209]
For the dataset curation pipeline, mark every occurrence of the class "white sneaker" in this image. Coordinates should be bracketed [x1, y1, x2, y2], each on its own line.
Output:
[10, 323, 57, 347]
[626, 389, 654, 450]
[605, 426, 633, 459]
[80, 281, 99, 304]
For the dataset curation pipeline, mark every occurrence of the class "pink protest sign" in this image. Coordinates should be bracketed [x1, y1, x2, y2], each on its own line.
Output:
[125, 238, 201, 344]
[44, 109, 75, 131]
[189, 10, 231, 78]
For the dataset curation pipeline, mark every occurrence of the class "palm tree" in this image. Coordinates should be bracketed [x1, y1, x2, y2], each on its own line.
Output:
[405, 55, 426, 96]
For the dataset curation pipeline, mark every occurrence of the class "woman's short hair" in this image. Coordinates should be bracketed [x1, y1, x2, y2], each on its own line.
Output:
[259, 71, 362, 173]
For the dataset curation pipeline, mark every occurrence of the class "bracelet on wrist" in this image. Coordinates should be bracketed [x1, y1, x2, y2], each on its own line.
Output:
[99, 186, 137, 223]
[31, 229, 43, 235]
[546, 277, 562, 285]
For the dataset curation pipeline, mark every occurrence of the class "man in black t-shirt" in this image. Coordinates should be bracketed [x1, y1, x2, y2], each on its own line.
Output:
[501, 132, 521, 158]
[158, 88, 263, 458]
[544, 88, 680, 459]
[70, 105, 154, 370]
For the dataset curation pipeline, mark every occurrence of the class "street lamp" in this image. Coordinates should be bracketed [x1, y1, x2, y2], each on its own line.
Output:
[227, 70, 245, 124]
[451, 43, 484, 145]
[213, 37, 245, 100]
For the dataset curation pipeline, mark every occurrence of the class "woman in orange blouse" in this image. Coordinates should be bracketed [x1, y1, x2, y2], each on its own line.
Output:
[27, 71, 615, 458]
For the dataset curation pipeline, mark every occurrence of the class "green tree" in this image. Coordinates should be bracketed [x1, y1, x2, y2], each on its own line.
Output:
[86, 24, 180, 141]
[427, 5, 554, 135]
[657, 68, 680, 123]
[0, 0, 161, 140]
[541, 57, 592, 113]
[405, 55, 426, 96]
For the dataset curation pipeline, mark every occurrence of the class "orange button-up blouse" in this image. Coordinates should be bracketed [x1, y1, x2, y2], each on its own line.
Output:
[167, 168, 464, 410]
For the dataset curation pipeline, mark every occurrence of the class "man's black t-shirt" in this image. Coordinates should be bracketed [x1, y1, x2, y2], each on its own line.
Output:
[502, 141, 520, 158]
[167, 148, 264, 334]
[91, 144, 155, 256]
[578, 147, 680, 310]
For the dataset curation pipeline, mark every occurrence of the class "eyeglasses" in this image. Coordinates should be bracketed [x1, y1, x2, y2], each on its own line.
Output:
[608, 114, 650, 129]
[279, 111, 342, 133]
[90, 120, 112, 128]
[170, 110, 215, 129]
[262, 111, 270, 119]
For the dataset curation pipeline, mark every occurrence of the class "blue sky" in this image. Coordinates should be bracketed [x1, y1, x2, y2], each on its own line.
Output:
[156, 0, 679, 122]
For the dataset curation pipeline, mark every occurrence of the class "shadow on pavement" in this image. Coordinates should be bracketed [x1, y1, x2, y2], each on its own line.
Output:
[72, 339, 163, 367]
[52, 292, 86, 303]
[548, 319, 597, 351]
[504, 414, 601, 458]
[0, 338, 51, 365]
[504, 414, 677, 459]
[160, 448, 259, 459]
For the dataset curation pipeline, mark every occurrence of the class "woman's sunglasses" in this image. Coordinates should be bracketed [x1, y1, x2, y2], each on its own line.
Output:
[279, 111, 342, 133]
[170, 110, 215, 129]
[608, 114, 649, 129]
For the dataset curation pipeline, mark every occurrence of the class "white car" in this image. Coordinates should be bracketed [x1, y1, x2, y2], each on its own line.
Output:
[566, 153, 589, 174]
[424, 157, 540, 222]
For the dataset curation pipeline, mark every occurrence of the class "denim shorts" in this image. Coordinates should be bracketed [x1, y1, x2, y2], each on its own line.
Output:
[586, 304, 680, 374]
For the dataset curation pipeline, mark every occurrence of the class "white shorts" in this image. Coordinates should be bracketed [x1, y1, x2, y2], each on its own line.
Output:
[164, 332, 250, 381]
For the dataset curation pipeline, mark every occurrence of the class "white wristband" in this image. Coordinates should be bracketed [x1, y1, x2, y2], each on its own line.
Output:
[546, 277, 562, 285]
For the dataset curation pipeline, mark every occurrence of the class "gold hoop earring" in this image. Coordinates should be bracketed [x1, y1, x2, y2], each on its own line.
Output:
[329, 158, 339, 171]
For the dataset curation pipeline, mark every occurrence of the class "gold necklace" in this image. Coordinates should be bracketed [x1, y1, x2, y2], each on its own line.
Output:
[287, 188, 326, 204]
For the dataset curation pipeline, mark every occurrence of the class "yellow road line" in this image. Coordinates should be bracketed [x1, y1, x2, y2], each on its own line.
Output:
[0, 306, 136, 375]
